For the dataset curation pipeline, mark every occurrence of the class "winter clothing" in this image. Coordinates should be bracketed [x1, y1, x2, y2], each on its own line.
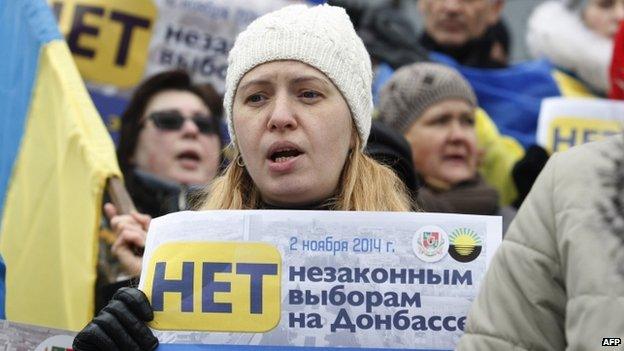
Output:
[419, 22, 509, 69]
[122, 169, 204, 218]
[511, 145, 550, 208]
[366, 121, 420, 199]
[99, 69, 224, 313]
[223, 4, 373, 149]
[346, 1, 429, 69]
[378, 63, 477, 134]
[527, 0, 611, 94]
[457, 136, 624, 350]
[96, 169, 203, 312]
[610, 21, 624, 99]
[81, 195, 339, 351]
[74, 287, 157, 351]
[373, 62, 524, 207]
[376, 62, 521, 207]
[417, 175, 499, 216]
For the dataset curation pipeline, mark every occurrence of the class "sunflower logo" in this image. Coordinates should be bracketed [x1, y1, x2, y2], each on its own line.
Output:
[448, 228, 482, 263]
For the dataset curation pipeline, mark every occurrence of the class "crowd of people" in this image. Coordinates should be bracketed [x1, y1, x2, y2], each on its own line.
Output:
[73, 0, 624, 350]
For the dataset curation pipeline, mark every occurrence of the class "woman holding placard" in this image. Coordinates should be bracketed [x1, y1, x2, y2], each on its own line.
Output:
[73, 4, 412, 350]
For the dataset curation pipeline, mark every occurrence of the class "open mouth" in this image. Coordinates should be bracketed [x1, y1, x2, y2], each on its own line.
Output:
[177, 150, 201, 162]
[269, 148, 303, 163]
[438, 20, 465, 32]
[444, 156, 467, 165]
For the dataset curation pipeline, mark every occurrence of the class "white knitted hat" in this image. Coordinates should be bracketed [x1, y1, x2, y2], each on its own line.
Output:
[223, 4, 373, 149]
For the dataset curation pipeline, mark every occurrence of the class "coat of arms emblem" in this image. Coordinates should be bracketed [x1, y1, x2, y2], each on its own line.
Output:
[413, 226, 449, 262]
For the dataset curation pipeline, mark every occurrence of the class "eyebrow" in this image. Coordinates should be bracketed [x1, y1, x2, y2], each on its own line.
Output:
[237, 75, 331, 93]
[237, 79, 272, 93]
[291, 76, 331, 88]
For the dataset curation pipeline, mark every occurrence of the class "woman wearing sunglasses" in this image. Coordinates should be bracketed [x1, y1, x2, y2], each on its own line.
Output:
[76, 4, 412, 350]
[117, 70, 223, 190]
[96, 70, 224, 312]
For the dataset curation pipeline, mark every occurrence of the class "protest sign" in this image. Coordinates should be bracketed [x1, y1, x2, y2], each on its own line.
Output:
[139, 210, 501, 350]
[49, 0, 299, 142]
[0, 319, 75, 350]
[536, 97, 624, 153]
[145, 0, 294, 93]
[50, 0, 158, 88]
[50, 0, 296, 91]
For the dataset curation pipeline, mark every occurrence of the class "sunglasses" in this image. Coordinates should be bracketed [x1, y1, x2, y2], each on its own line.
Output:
[146, 110, 218, 135]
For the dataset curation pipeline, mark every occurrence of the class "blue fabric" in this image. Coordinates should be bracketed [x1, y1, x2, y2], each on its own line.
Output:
[371, 55, 564, 148]
[0, 0, 62, 320]
[0, 0, 62, 224]
[88, 89, 129, 145]
[372, 62, 395, 106]
[430, 53, 561, 148]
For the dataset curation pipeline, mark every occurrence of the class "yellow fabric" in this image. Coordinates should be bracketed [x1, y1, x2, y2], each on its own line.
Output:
[0, 40, 121, 330]
[53, 0, 158, 88]
[552, 70, 595, 97]
[465, 71, 591, 207]
[475, 108, 524, 206]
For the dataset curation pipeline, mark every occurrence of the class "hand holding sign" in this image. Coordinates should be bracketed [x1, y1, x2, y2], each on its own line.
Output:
[136, 210, 501, 350]
[104, 203, 151, 277]
[73, 287, 158, 351]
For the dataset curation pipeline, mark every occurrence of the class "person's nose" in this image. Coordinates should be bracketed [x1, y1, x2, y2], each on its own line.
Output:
[266, 93, 298, 132]
[447, 120, 468, 143]
[441, 0, 463, 13]
[180, 117, 200, 138]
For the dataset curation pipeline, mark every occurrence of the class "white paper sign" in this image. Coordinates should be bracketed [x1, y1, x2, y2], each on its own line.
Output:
[145, 0, 297, 93]
[536, 97, 624, 153]
[139, 210, 502, 350]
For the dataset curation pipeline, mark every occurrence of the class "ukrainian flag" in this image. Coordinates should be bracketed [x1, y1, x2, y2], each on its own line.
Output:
[0, 0, 121, 330]
[430, 53, 594, 149]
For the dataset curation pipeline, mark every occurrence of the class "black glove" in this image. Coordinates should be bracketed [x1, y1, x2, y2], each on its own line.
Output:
[512, 145, 550, 209]
[73, 287, 158, 351]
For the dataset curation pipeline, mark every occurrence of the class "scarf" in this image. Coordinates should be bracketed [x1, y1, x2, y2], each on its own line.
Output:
[418, 175, 499, 215]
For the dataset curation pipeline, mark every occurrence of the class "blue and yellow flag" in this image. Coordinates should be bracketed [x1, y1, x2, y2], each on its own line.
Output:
[430, 53, 594, 149]
[0, 0, 121, 330]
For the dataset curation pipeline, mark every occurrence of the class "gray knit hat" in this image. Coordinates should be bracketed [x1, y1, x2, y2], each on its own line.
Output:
[378, 63, 477, 134]
[224, 4, 373, 149]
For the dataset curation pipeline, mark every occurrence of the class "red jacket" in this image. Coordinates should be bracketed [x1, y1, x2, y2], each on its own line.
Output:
[609, 21, 624, 99]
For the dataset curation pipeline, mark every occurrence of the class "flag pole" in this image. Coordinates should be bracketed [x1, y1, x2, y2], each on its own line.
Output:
[106, 177, 136, 214]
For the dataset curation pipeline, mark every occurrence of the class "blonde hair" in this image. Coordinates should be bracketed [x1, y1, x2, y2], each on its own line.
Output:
[200, 136, 412, 211]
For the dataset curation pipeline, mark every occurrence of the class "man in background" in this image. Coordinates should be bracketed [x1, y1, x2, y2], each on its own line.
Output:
[418, 0, 508, 68]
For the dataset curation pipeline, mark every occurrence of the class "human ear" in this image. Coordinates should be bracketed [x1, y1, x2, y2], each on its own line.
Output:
[487, 0, 505, 26]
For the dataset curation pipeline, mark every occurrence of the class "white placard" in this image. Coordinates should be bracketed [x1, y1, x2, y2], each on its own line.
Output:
[139, 210, 502, 350]
[145, 0, 297, 93]
[536, 97, 624, 152]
